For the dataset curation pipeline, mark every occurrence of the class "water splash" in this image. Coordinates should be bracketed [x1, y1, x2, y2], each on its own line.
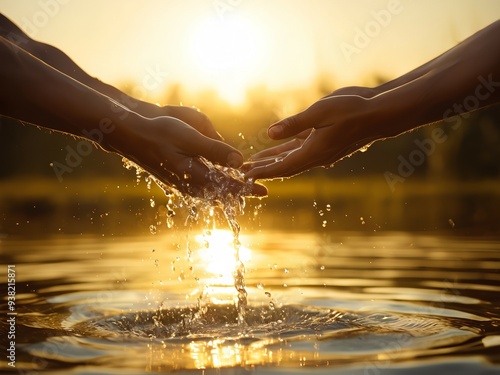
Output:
[123, 157, 253, 325]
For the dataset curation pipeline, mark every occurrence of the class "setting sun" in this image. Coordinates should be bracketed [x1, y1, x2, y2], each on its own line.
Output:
[189, 15, 267, 104]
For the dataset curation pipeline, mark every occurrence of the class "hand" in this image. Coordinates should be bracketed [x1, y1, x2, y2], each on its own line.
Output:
[111, 112, 268, 198]
[244, 87, 383, 180]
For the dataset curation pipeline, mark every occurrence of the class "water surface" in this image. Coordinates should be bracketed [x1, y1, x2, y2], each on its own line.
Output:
[1, 231, 500, 374]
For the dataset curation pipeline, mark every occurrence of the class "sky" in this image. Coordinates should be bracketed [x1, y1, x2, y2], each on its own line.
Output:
[2, 0, 500, 104]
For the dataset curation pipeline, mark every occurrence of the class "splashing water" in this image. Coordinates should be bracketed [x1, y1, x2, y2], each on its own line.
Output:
[123, 157, 254, 325]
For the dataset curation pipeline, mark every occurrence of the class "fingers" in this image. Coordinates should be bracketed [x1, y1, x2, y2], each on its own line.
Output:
[167, 105, 222, 140]
[181, 158, 268, 198]
[147, 152, 267, 198]
[189, 134, 244, 168]
[268, 99, 333, 140]
[245, 151, 307, 180]
[170, 127, 266, 197]
[247, 181, 268, 197]
[186, 139, 267, 196]
[268, 112, 309, 140]
[245, 140, 321, 180]
[248, 138, 304, 161]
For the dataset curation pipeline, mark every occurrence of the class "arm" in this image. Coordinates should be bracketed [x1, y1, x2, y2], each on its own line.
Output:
[0, 13, 221, 139]
[0, 13, 161, 117]
[0, 37, 266, 197]
[245, 20, 500, 180]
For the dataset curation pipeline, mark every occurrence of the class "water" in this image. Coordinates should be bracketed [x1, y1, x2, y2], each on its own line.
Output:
[123, 157, 253, 324]
[3, 159, 500, 374]
[2, 231, 500, 374]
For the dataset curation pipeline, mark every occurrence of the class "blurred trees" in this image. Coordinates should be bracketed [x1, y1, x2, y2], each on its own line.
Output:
[1, 79, 499, 235]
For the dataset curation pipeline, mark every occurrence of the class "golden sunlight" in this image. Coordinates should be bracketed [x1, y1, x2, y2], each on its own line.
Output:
[189, 15, 267, 104]
[195, 229, 251, 285]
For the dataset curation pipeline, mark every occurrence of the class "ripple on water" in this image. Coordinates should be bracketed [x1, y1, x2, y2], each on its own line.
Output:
[74, 301, 478, 351]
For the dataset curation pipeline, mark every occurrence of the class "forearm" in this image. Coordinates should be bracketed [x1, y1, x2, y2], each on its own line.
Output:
[30, 42, 165, 117]
[0, 37, 138, 152]
[0, 13, 163, 118]
[369, 20, 500, 138]
[373, 21, 500, 97]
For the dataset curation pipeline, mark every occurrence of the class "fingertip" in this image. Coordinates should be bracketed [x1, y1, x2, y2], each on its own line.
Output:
[227, 151, 243, 168]
[268, 124, 284, 139]
[269, 115, 301, 139]
[244, 168, 257, 181]
[249, 182, 268, 197]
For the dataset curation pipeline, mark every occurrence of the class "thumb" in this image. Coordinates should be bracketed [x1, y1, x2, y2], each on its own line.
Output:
[268, 107, 317, 140]
[269, 97, 337, 140]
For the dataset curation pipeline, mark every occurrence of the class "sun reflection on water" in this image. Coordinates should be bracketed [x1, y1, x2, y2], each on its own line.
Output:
[195, 229, 251, 286]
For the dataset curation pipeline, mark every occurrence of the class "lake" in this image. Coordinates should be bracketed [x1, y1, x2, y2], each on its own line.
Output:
[1, 229, 499, 374]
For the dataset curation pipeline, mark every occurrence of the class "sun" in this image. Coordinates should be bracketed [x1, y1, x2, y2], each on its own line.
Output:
[189, 15, 266, 104]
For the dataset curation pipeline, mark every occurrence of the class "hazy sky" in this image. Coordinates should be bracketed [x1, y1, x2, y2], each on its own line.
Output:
[2, 0, 500, 103]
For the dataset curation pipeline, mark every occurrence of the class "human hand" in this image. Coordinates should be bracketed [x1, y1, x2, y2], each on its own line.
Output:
[154, 105, 224, 140]
[110, 112, 267, 198]
[244, 87, 384, 180]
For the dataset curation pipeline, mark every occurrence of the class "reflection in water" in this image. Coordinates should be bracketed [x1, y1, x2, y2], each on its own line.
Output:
[196, 230, 251, 289]
[2, 232, 500, 374]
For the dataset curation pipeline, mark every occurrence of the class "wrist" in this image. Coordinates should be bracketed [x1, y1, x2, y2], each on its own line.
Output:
[366, 82, 426, 139]
[101, 111, 144, 155]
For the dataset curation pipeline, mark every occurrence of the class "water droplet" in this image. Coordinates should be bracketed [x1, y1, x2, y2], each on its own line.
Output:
[269, 301, 275, 310]
[265, 291, 271, 298]
[166, 217, 174, 229]
[149, 225, 157, 235]
[320, 265, 325, 270]
[326, 204, 331, 211]
[150, 198, 155, 208]
[359, 141, 374, 152]
[448, 218, 455, 228]
[322, 220, 327, 228]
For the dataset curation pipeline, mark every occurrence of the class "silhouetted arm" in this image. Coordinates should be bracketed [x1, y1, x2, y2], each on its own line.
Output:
[246, 20, 500, 180]
[0, 13, 223, 139]
[0, 36, 266, 197]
